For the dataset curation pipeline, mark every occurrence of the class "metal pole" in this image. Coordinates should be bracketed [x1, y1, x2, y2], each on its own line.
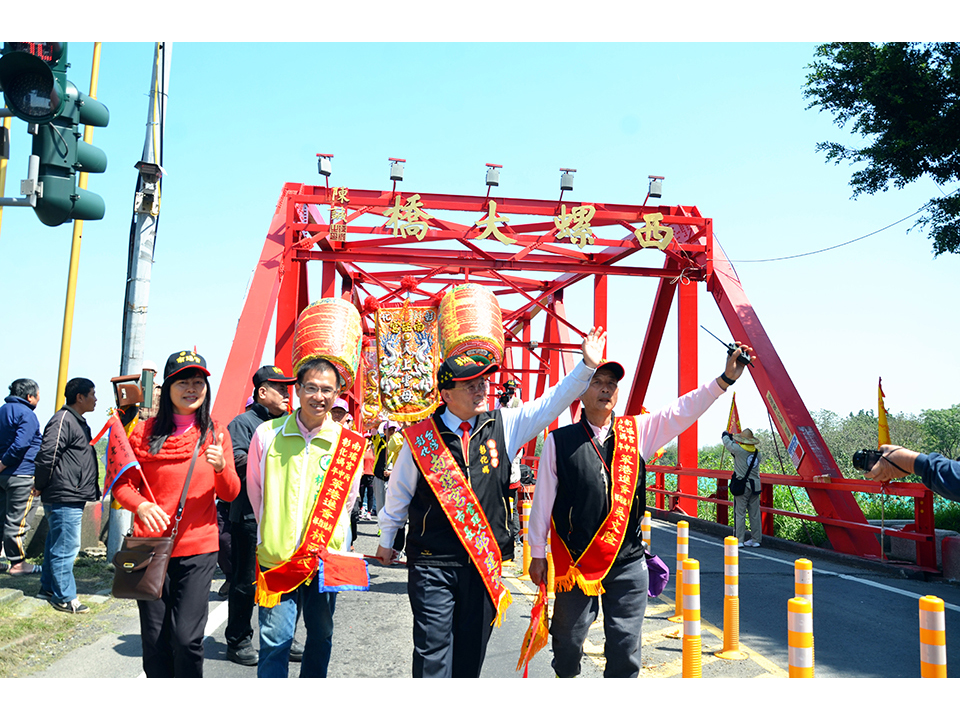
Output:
[0, 115, 10, 236]
[54, 42, 102, 411]
[109, 42, 170, 561]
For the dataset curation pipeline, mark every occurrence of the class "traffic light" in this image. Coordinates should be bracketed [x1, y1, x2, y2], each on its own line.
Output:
[0, 42, 109, 226]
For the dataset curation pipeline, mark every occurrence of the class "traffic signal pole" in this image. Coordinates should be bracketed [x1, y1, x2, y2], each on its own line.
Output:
[54, 42, 103, 410]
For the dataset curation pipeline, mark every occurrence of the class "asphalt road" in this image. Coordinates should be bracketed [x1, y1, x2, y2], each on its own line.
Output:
[28, 515, 960, 681]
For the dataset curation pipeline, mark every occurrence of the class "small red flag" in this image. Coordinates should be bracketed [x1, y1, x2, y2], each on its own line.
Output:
[90, 412, 147, 495]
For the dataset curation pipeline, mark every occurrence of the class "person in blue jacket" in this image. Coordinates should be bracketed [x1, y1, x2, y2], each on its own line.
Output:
[0, 378, 43, 575]
[865, 444, 960, 502]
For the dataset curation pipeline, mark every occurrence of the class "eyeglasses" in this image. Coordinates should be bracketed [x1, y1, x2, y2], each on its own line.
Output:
[458, 379, 489, 394]
[300, 383, 337, 398]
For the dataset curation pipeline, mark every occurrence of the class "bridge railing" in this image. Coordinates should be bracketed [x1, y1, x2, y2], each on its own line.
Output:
[645, 465, 940, 573]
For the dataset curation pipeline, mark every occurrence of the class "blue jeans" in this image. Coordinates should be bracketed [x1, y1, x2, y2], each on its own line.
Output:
[40, 502, 85, 603]
[258, 579, 337, 678]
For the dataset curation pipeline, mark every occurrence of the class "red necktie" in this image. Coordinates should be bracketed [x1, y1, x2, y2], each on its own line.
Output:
[459, 420, 471, 459]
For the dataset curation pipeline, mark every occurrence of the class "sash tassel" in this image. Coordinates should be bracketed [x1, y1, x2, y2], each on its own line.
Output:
[492, 588, 513, 628]
[554, 565, 605, 596]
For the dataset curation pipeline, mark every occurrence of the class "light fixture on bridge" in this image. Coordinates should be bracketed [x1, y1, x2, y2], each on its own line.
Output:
[317, 153, 333, 177]
[485, 163, 502, 187]
[389, 157, 405, 182]
[648, 175, 663, 199]
[560, 167, 576, 192]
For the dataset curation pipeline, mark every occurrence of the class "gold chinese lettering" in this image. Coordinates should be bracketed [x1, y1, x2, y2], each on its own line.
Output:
[554, 204, 596, 249]
[634, 212, 675, 250]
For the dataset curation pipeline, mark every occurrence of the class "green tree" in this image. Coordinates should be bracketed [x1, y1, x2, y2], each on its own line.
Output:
[920, 404, 960, 458]
[804, 42, 960, 255]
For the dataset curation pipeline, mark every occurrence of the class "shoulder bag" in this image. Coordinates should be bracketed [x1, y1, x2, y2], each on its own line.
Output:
[729, 450, 759, 497]
[111, 428, 207, 601]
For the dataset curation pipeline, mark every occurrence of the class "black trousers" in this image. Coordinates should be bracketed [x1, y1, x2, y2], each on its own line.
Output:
[408, 563, 496, 678]
[137, 551, 218, 678]
[226, 516, 258, 649]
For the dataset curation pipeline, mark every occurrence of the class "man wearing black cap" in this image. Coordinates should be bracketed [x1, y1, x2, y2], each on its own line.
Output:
[224, 365, 296, 666]
[375, 327, 608, 678]
[528, 342, 754, 678]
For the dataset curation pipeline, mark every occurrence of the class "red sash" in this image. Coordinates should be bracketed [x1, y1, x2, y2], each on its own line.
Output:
[405, 418, 512, 626]
[551, 415, 641, 596]
[256, 425, 366, 607]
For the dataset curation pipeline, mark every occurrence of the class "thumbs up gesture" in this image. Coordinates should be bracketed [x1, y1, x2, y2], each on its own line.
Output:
[205, 431, 226, 473]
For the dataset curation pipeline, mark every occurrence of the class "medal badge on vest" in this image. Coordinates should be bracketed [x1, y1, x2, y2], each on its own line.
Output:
[551, 415, 641, 596]
[256, 426, 368, 607]
[405, 418, 513, 625]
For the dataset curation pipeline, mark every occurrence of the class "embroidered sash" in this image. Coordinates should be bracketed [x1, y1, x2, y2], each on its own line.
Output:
[405, 418, 512, 626]
[551, 415, 641, 596]
[256, 426, 366, 607]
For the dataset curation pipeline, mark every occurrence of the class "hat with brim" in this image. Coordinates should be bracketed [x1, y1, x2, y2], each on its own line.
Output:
[733, 429, 760, 447]
[253, 365, 296, 388]
[164, 350, 210, 382]
[437, 354, 500, 390]
[595, 360, 625, 382]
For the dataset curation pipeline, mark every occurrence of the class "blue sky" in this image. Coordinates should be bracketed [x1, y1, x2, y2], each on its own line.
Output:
[2, 39, 957, 450]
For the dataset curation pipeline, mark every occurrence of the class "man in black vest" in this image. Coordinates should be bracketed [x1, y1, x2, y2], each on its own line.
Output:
[528, 342, 754, 677]
[375, 327, 607, 677]
[224, 365, 296, 666]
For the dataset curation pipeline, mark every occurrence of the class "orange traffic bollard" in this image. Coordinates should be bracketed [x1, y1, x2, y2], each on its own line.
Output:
[794, 558, 813, 607]
[641, 511, 652, 551]
[919, 595, 947, 678]
[716, 536, 747, 660]
[667, 521, 689, 634]
[788, 597, 814, 678]
[681, 558, 702, 678]
[519, 494, 532, 579]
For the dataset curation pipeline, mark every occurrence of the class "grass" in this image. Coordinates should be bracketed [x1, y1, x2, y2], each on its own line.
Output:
[0, 553, 121, 678]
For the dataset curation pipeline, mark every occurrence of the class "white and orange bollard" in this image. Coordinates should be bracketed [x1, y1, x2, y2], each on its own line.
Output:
[681, 557, 702, 678]
[919, 595, 947, 678]
[642, 511, 652, 551]
[794, 558, 813, 607]
[716, 536, 748, 660]
[519, 493, 532, 579]
[667, 521, 689, 634]
[788, 597, 814, 678]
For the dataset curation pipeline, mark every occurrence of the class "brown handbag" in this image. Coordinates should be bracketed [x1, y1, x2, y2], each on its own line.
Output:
[111, 429, 206, 601]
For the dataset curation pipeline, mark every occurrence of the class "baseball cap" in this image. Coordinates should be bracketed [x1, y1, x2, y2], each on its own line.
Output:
[253, 365, 296, 388]
[332, 398, 349, 412]
[437, 354, 500, 390]
[595, 360, 625, 382]
[164, 350, 210, 381]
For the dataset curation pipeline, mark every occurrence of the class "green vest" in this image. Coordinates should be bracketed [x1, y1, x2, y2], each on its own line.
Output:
[257, 414, 352, 570]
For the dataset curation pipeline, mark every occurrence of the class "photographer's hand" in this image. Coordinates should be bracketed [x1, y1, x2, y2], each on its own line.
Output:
[865, 445, 918, 483]
[717, 342, 755, 389]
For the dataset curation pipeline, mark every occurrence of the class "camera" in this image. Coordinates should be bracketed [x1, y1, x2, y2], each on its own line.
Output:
[852, 448, 883, 473]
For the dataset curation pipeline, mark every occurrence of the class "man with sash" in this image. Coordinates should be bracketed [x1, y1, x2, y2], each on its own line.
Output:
[528, 342, 755, 677]
[247, 357, 367, 678]
[376, 327, 608, 677]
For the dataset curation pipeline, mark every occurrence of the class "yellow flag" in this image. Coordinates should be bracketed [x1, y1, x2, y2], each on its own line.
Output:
[727, 392, 742, 435]
[878, 378, 891, 447]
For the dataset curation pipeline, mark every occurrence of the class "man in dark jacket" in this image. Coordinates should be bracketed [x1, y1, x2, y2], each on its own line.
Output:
[0, 378, 42, 576]
[224, 365, 296, 666]
[34, 378, 99, 613]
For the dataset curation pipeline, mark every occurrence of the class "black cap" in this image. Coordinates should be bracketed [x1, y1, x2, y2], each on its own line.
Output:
[436, 354, 500, 391]
[253, 365, 296, 388]
[595, 360, 625, 382]
[164, 350, 210, 381]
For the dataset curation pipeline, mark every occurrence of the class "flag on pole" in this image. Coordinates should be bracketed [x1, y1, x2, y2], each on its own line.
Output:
[727, 392, 742, 435]
[878, 378, 891, 447]
[90, 412, 147, 496]
[516, 583, 550, 677]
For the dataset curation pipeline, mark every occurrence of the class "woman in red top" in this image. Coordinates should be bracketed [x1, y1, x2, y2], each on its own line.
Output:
[114, 351, 240, 677]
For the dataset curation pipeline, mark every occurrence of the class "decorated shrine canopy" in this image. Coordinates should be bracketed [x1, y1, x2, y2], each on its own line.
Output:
[211, 180, 881, 560]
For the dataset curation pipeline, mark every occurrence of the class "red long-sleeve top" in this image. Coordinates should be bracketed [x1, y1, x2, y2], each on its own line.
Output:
[113, 418, 240, 558]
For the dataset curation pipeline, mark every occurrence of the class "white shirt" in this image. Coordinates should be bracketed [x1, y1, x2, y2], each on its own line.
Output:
[529, 378, 726, 559]
[377, 361, 595, 549]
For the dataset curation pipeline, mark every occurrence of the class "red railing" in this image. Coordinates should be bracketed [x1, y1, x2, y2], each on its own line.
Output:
[645, 465, 940, 573]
